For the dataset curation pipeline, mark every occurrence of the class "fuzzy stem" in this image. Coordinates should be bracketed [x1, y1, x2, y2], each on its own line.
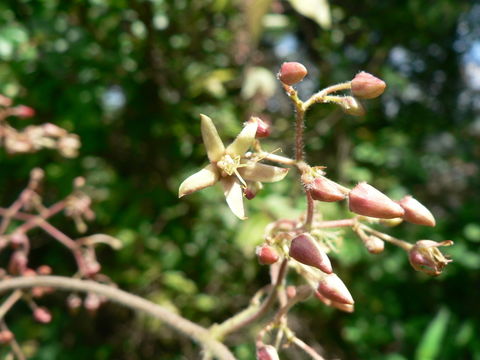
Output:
[360, 224, 413, 251]
[0, 276, 235, 360]
[316, 219, 356, 228]
[303, 81, 352, 110]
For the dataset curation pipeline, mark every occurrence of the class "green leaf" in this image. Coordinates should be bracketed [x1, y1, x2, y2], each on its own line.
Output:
[287, 0, 331, 29]
[415, 307, 450, 360]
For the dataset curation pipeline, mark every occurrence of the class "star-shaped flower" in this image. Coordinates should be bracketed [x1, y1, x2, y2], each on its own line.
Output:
[179, 114, 289, 219]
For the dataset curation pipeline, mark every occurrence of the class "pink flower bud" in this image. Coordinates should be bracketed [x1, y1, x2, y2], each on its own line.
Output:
[8, 251, 28, 275]
[34, 307, 52, 323]
[278, 62, 308, 85]
[9, 232, 27, 248]
[289, 233, 332, 274]
[303, 174, 346, 202]
[37, 265, 52, 275]
[349, 182, 404, 219]
[257, 345, 280, 360]
[256, 245, 279, 265]
[85, 293, 101, 313]
[0, 330, 14, 344]
[67, 294, 82, 312]
[314, 291, 354, 313]
[317, 273, 354, 305]
[363, 235, 385, 254]
[12, 105, 35, 118]
[286, 285, 297, 299]
[84, 261, 101, 277]
[398, 195, 436, 227]
[408, 240, 453, 276]
[244, 181, 262, 200]
[341, 96, 365, 116]
[351, 71, 386, 99]
[248, 116, 271, 138]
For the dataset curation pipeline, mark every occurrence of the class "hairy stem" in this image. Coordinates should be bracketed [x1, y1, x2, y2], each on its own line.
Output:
[0, 276, 235, 360]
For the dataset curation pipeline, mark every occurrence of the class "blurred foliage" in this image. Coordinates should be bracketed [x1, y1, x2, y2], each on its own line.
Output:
[0, 0, 479, 359]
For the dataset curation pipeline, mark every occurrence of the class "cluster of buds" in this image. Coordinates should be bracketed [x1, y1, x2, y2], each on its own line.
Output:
[0, 95, 80, 157]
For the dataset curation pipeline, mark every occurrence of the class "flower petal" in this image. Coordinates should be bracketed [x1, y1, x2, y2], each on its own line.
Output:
[178, 164, 219, 198]
[200, 114, 225, 162]
[221, 177, 247, 219]
[225, 121, 257, 156]
[238, 163, 289, 183]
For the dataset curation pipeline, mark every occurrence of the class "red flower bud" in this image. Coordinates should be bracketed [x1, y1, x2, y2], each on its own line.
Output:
[33, 307, 52, 323]
[349, 182, 404, 219]
[398, 195, 436, 227]
[408, 240, 453, 276]
[317, 273, 354, 305]
[341, 96, 365, 116]
[351, 71, 386, 99]
[248, 116, 271, 138]
[278, 62, 308, 85]
[256, 245, 279, 265]
[303, 174, 346, 202]
[314, 291, 354, 313]
[244, 181, 262, 200]
[289, 233, 332, 274]
[257, 345, 280, 360]
[12, 105, 35, 118]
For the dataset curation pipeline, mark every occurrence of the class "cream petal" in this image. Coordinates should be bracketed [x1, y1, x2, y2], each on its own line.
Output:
[178, 164, 219, 198]
[238, 163, 289, 183]
[221, 177, 247, 220]
[200, 114, 225, 162]
[225, 121, 257, 156]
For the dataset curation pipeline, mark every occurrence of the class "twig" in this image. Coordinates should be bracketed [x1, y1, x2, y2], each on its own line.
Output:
[0, 290, 23, 319]
[290, 335, 325, 360]
[0, 276, 235, 360]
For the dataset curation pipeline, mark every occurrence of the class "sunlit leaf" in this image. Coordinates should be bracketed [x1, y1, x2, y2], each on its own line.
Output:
[287, 0, 331, 29]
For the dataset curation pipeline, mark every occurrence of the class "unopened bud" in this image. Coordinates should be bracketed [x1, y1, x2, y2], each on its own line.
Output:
[398, 195, 436, 227]
[256, 245, 279, 265]
[317, 273, 354, 305]
[34, 307, 52, 323]
[67, 294, 82, 312]
[341, 96, 365, 116]
[257, 344, 280, 360]
[408, 240, 453, 276]
[8, 251, 28, 275]
[289, 233, 332, 274]
[37, 265, 52, 275]
[85, 293, 101, 313]
[364, 235, 385, 254]
[244, 181, 263, 200]
[248, 117, 271, 138]
[349, 182, 404, 219]
[314, 291, 354, 313]
[12, 105, 35, 118]
[0, 330, 14, 344]
[303, 174, 346, 202]
[278, 62, 308, 85]
[351, 71, 386, 99]
[10, 232, 27, 248]
[286, 285, 297, 299]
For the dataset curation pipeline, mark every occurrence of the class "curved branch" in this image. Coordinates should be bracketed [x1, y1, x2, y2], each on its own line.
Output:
[0, 276, 235, 360]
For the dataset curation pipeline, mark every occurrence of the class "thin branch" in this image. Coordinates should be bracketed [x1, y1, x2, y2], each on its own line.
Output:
[0, 290, 22, 319]
[0, 276, 235, 360]
[290, 336, 325, 360]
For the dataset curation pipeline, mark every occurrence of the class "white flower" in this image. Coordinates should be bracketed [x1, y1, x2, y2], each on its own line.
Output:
[179, 114, 288, 219]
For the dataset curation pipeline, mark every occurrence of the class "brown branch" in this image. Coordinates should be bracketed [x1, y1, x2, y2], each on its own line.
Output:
[0, 276, 235, 360]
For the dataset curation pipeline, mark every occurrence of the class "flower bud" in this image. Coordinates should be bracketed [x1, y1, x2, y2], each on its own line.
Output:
[256, 245, 279, 265]
[278, 62, 308, 85]
[67, 294, 82, 313]
[341, 96, 365, 116]
[351, 71, 386, 99]
[363, 235, 385, 254]
[286, 285, 297, 299]
[314, 291, 354, 313]
[34, 307, 52, 323]
[0, 94, 12, 107]
[408, 240, 453, 276]
[349, 182, 404, 219]
[37, 265, 52, 275]
[12, 105, 35, 118]
[9, 232, 27, 248]
[0, 330, 14, 344]
[289, 233, 332, 274]
[84, 293, 101, 313]
[303, 174, 346, 202]
[244, 181, 263, 200]
[8, 251, 28, 275]
[248, 116, 271, 138]
[257, 345, 280, 360]
[398, 195, 436, 227]
[317, 273, 354, 305]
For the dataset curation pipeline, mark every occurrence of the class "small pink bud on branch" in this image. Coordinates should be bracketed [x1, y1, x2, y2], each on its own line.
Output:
[349, 182, 405, 219]
[317, 273, 354, 305]
[257, 345, 280, 360]
[289, 233, 332, 274]
[303, 173, 346, 202]
[33, 307, 52, 323]
[256, 245, 279, 265]
[0, 330, 14, 344]
[248, 117, 271, 138]
[351, 71, 386, 99]
[398, 195, 436, 227]
[278, 62, 308, 85]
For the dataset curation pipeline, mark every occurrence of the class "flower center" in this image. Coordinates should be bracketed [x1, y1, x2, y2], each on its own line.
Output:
[216, 154, 247, 187]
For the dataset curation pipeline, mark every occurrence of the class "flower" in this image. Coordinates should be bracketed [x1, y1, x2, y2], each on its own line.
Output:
[178, 114, 289, 219]
[408, 240, 453, 276]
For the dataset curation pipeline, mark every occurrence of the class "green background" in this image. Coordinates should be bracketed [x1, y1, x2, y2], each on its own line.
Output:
[0, 0, 479, 359]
